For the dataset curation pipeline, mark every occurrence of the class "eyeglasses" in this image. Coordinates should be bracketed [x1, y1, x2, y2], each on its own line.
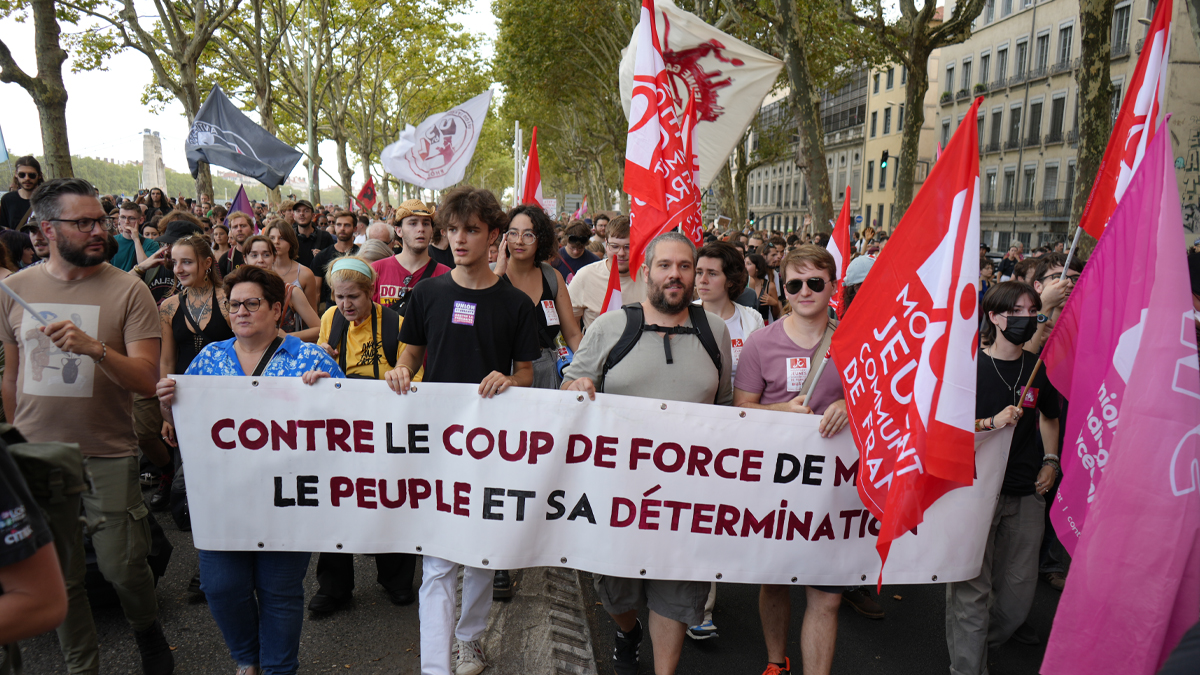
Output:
[785, 277, 830, 294]
[117, 215, 142, 223]
[1039, 272, 1080, 284]
[16, 172, 37, 179]
[505, 230, 537, 244]
[50, 217, 117, 233]
[228, 298, 266, 313]
[605, 241, 631, 254]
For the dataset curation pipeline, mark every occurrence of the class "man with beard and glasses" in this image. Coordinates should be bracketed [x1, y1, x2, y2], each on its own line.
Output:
[293, 199, 333, 268]
[311, 210, 360, 310]
[562, 231, 732, 675]
[0, 178, 174, 675]
[372, 199, 449, 315]
[2, 156, 44, 231]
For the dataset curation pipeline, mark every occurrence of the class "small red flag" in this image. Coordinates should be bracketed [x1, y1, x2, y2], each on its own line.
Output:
[827, 187, 852, 317]
[356, 176, 377, 210]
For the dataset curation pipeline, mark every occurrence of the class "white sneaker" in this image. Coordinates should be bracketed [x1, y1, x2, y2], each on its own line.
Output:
[454, 638, 487, 675]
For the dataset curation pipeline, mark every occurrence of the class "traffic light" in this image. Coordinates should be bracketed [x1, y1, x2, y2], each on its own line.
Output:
[749, 210, 756, 225]
[880, 150, 889, 169]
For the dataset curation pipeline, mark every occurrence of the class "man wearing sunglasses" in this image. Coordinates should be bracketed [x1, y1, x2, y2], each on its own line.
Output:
[552, 220, 600, 283]
[0, 179, 174, 675]
[1, 156, 44, 231]
[733, 245, 853, 675]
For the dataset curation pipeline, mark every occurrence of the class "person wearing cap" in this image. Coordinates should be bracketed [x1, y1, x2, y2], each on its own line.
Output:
[292, 199, 333, 268]
[840, 254, 875, 314]
[21, 221, 50, 267]
[373, 199, 450, 315]
[1193, 237, 1200, 254]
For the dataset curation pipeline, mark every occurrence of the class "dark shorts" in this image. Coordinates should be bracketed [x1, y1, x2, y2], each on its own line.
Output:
[594, 575, 709, 626]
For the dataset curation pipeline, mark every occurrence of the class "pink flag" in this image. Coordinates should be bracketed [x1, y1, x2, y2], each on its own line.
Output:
[225, 186, 254, 231]
[573, 196, 588, 220]
[1040, 125, 1200, 675]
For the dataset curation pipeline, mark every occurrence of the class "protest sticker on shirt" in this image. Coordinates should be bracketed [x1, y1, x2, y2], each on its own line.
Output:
[1021, 387, 1039, 409]
[786, 357, 810, 392]
[452, 301, 477, 326]
[541, 300, 560, 326]
[731, 338, 743, 370]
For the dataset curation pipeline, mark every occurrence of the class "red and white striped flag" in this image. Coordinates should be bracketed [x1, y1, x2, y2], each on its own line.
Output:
[573, 196, 588, 220]
[1076, 0, 1172, 240]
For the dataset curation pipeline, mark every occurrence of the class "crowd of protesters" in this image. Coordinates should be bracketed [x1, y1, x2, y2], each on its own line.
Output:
[1, 152, 1199, 675]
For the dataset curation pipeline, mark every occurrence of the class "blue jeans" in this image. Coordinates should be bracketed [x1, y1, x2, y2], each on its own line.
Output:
[198, 550, 311, 675]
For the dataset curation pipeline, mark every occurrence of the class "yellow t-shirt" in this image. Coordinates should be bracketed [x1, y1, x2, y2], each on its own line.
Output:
[318, 304, 421, 381]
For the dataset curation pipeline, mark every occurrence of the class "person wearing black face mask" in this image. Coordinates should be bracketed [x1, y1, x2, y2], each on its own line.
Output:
[946, 280, 1062, 675]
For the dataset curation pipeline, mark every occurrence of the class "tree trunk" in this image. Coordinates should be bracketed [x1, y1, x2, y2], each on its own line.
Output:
[334, 134, 353, 208]
[1069, 0, 1115, 256]
[180, 63, 213, 201]
[1186, 0, 1200, 63]
[715, 160, 738, 223]
[895, 46, 930, 223]
[0, 0, 74, 177]
[775, 0, 833, 229]
[734, 140, 750, 224]
[380, 171, 391, 207]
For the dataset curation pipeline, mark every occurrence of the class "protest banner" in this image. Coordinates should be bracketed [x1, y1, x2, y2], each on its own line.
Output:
[174, 377, 1012, 586]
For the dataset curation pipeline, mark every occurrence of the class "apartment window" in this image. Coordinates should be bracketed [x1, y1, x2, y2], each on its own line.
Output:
[883, 108, 892, 135]
[1015, 40, 1029, 76]
[946, 66, 955, 93]
[1113, 5, 1131, 50]
[980, 54, 991, 86]
[1049, 95, 1066, 137]
[871, 111, 878, 137]
[985, 0, 995, 22]
[1008, 105, 1023, 143]
[1043, 164, 1059, 200]
[997, 47, 1009, 81]
[866, 161, 875, 190]
[1023, 166, 1037, 205]
[901, 64, 907, 84]
[1110, 82, 1123, 121]
[898, 104, 905, 131]
[1065, 162, 1077, 203]
[755, 185, 761, 204]
[962, 60, 973, 90]
[879, 162, 887, 190]
[1035, 33, 1050, 70]
[942, 119, 951, 147]
[990, 109, 1003, 146]
[1058, 26, 1073, 64]
[977, 115, 986, 144]
[888, 204, 894, 228]
[874, 73, 881, 94]
[985, 171, 998, 203]
[886, 67, 895, 89]
[892, 157, 898, 188]
[1002, 0, 1012, 17]
[1003, 169, 1017, 203]
[1028, 101, 1043, 140]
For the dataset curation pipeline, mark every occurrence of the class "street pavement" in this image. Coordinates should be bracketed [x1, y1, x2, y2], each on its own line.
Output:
[20, 493, 1063, 675]
[583, 574, 1063, 674]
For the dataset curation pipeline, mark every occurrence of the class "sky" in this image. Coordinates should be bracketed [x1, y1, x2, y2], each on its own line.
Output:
[0, 0, 499, 187]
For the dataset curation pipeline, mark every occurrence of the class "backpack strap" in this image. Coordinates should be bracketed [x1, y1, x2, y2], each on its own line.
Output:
[251, 336, 285, 377]
[379, 305, 401, 368]
[601, 305, 724, 401]
[687, 305, 724, 379]
[601, 305, 646, 382]
[539, 262, 558, 298]
[798, 319, 838, 397]
[329, 308, 350, 374]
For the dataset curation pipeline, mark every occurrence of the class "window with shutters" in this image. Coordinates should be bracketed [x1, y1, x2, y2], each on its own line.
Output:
[946, 65, 955, 93]
[1043, 165, 1059, 200]
[1035, 34, 1050, 70]
[871, 111, 878, 137]
[1015, 40, 1028, 77]
[980, 54, 991, 85]
[866, 161, 875, 190]
[962, 60, 972, 90]
[985, 171, 998, 204]
[1023, 166, 1037, 205]
[1058, 26, 1073, 64]
[1112, 5, 1131, 51]
[886, 67, 895, 89]
[997, 48, 1009, 81]
[1003, 169, 1017, 203]
[883, 108, 892, 134]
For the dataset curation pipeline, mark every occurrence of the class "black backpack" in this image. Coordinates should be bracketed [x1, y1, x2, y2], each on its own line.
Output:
[601, 304, 723, 402]
[328, 305, 402, 379]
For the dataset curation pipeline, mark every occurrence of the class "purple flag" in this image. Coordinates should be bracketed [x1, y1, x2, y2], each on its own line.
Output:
[1040, 124, 1200, 674]
[224, 186, 255, 232]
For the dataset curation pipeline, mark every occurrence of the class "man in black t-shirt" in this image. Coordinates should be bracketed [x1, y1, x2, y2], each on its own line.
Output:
[385, 186, 538, 675]
[948, 281, 1060, 675]
[293, 199, 333, 267]
[1, 156, 43, 230]
[310, 210, 360, 310]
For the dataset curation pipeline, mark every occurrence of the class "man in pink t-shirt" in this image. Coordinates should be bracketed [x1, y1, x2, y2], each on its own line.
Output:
[733, 245, 879, 675]
[372, 199, 449, 313]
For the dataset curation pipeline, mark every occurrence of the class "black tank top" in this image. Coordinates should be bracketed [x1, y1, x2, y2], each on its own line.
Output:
[172, 287, 235, 374]
[504, 269, 559, 349]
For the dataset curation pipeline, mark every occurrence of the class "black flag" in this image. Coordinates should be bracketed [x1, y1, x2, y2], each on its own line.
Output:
[185, 85, 302, 189]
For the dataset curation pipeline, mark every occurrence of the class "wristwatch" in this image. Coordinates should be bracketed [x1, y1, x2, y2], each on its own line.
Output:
[1036, 313, 1049, 324]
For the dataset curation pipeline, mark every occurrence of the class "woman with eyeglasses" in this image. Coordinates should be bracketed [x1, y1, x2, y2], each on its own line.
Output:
[947, 281, 1061, 673]
[552, 220, 599, 284]
[242, 235, 320, 343]
[157, 264, 343, 675]
[493, 205, 582, 389]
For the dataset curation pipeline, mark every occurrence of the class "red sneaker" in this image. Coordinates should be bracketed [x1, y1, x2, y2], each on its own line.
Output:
[761, 658, 791, 675]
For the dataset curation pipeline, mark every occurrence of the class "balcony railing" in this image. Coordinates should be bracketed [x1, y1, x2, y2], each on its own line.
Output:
[981, 201, 998, 212]
[1016, 199, 1036, 212]
[1067, 128, 1079, 144]
[985, 141, 1002, 153]
[1051, 59, 1073, 75]
[1024, 134, 1041, 148]
[941, 91, 953, 105]
[1026, 66, 1048, 81]
[1004, 138, 1022, 150]
[1045, 130, 1064, 144]
[1039, 199, 1072, 217]
[1111, 41, 1130, 59]
[990, 77, 1007, 91]
[1008, 72, 1027, 87]
[956, 88, 971, 101]
[997, 200, 1016, 211]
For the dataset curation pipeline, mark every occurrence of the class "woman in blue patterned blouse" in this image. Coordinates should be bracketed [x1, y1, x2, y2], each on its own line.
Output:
[158, 264, 344, 675]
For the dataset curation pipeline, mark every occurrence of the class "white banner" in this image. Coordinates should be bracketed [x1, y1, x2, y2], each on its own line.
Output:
[381, 90, 493, 190]
[174, 377, 1011, 586]
[619, 0, 783, 190]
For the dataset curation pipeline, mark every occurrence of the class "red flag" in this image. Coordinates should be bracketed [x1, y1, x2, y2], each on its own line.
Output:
[623, 0, 701, 279]
[521, 127, 544, 208]
[827, 187, 852, 317]
[1076, 0, 1171, 240]
[830, 97, 983, 575]
[356, 176, 377, 210]
[601, 258, 624, 315]
[573, 196, 588, 220]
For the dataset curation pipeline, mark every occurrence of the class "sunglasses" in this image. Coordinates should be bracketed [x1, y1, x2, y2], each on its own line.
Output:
[567, 235, 589, 245]
[785, 277, 831, 294]
[17, 172, 37, 179]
